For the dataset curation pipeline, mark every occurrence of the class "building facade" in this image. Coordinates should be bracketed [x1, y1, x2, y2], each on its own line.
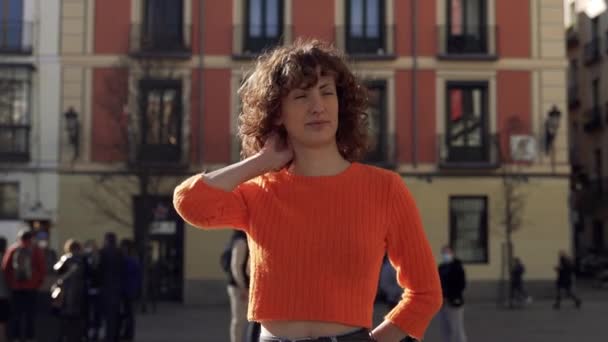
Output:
[57, 0, 569, 304]
[0, 0, 61, 246]
[566, 0, 608, 266]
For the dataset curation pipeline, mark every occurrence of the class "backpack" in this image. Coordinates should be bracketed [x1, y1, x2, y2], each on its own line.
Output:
[12, 246, 33, 282]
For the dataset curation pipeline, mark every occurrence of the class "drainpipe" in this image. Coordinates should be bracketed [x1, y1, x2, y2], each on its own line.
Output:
[411, 0, 418, 168]
[198, 0, 205, 165]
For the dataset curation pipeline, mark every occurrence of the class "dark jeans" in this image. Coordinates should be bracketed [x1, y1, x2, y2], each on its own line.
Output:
[102, 295, 121, 342]
[554, 285, 582, 308]
[8, 290, 37, 340]
[259, 328, 374, 342]
[119, 298, 135, 341]
[246, 321, 261, 342]
[87, 293, 101, 340]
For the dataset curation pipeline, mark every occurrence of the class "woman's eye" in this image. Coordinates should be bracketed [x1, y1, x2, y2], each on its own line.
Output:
[322, 92, 335, 96]
[295, 94, 307, 99]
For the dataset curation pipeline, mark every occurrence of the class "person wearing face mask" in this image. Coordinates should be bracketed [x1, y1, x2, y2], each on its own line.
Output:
[437, 246, 467, 342]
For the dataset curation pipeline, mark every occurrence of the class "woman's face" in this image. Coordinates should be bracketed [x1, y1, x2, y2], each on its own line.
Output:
[278, 73, 339, 150]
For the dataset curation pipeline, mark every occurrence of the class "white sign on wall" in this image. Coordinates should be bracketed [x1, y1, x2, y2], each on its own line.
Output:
[510, 135, 537, 162]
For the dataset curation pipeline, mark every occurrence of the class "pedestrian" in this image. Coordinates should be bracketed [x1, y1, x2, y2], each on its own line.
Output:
[174, 39, 442, 342]
[53, 239, 87, 342]
[0, 237, 10, 342]
[119, 239, 141, 342]
[221, 230, 250, 342]
[98, 233, 124, 342]
[510, 257, 532, 306]
[379, 255, 402, 309]
[84, 239, 102, 341]
[437, 246, 467, 342]
[553, 251, 582, 310]
[1, 229, 46, 342]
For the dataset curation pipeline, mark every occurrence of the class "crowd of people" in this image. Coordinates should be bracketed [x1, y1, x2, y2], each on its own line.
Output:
[0, 229, 142, 342]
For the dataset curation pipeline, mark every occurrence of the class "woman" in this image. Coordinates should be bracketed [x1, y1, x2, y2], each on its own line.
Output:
[54, 239, 87, 342]
[174, 39, 442, 342]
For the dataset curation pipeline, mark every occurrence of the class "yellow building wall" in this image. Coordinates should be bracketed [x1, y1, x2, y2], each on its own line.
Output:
[407, 176, 570, 280]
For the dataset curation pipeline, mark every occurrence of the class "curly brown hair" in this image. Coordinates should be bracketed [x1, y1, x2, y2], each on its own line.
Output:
[238, 39, 369, 161]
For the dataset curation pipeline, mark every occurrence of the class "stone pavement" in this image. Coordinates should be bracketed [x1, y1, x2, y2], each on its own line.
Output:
[135, 296, 607, 342]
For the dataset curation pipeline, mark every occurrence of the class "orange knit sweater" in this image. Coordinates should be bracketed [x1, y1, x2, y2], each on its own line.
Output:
[173, 163, 442, 339]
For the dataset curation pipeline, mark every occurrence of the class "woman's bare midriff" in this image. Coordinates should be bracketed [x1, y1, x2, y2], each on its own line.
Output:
[260, 321, 363, 339]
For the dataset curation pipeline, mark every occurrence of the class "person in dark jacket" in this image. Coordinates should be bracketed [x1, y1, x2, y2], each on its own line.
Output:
[510, 257, 532, 306]
[54, 239, 87, 342]
[437, 246, 467, 342]
[99, 233, 124, 342]
[119, 239, 141, 342]
[84, 239, 102, 341]
[553, 251, 582, 310]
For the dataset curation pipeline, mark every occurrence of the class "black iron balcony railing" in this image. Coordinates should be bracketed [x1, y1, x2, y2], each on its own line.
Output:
[0, 20, 33, 54]
[336, 25, 396, 58]
[0, 124, 30, 162]
[568, 84, 581, 109]
[232, 25, 291, 58]
[129, 23, 192, 59]
[584, 37, 601, 65]
[437, 25, 498, 59]
[583, 105, 603, 132]
[437, 133, 501, 169]
[567, 26, 579, 49]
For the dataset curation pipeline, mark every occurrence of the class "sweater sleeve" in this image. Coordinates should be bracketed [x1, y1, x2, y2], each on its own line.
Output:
[173, 174, 250, 231]
[384, 174, 443, 340]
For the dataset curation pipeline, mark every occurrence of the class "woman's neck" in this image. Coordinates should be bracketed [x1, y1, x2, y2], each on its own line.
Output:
[289, 142, 350, 177]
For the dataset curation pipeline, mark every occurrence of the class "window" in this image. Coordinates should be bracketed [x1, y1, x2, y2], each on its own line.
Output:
[364, 81, 388, 164]
[449, 196, 488, 263]
[142, 0, 185, 52]
[346, 0, 386, 54]
[0, 183, 18, 219]
[446, 0, 488, 54]
[0, 0, 29, 53]
[139, 80, 182, 163]
[244, 0, 283, 54]
[0, 67, 31, 161]
[444, 82, 490, 164]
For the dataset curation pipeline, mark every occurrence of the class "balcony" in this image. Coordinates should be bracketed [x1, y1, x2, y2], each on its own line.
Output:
[437, 25, 498, 60]
[232, 25, 291, 59]
[336, 25, 396, 60]
[583, 105, 603, 133]
[437, 133, 500, 169]
[567, 26, 579, 49]
[584, 37, 601, 65]
[129, 23, 192, 59]
[0, 20, 33, 54]
[0, 125, 30, 162]
[568, 84, 581, 109]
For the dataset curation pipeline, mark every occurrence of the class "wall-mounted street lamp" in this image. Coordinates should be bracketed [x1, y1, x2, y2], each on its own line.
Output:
[544, 105, 562, 155]
[64, 107, 80, 161]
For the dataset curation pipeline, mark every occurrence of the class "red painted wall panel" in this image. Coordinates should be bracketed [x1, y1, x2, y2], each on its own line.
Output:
[203, 0, 232, 54]
[395, 70, 436, 164]
[91, 68, 129, 162]
[94, 0, 130, 54]
[496, 0, 530, 57]
[203, 69, 232, 163]
[191, 69, 201, 164]
[497, 71, 532, 159]
[293, 0, 335, 43]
